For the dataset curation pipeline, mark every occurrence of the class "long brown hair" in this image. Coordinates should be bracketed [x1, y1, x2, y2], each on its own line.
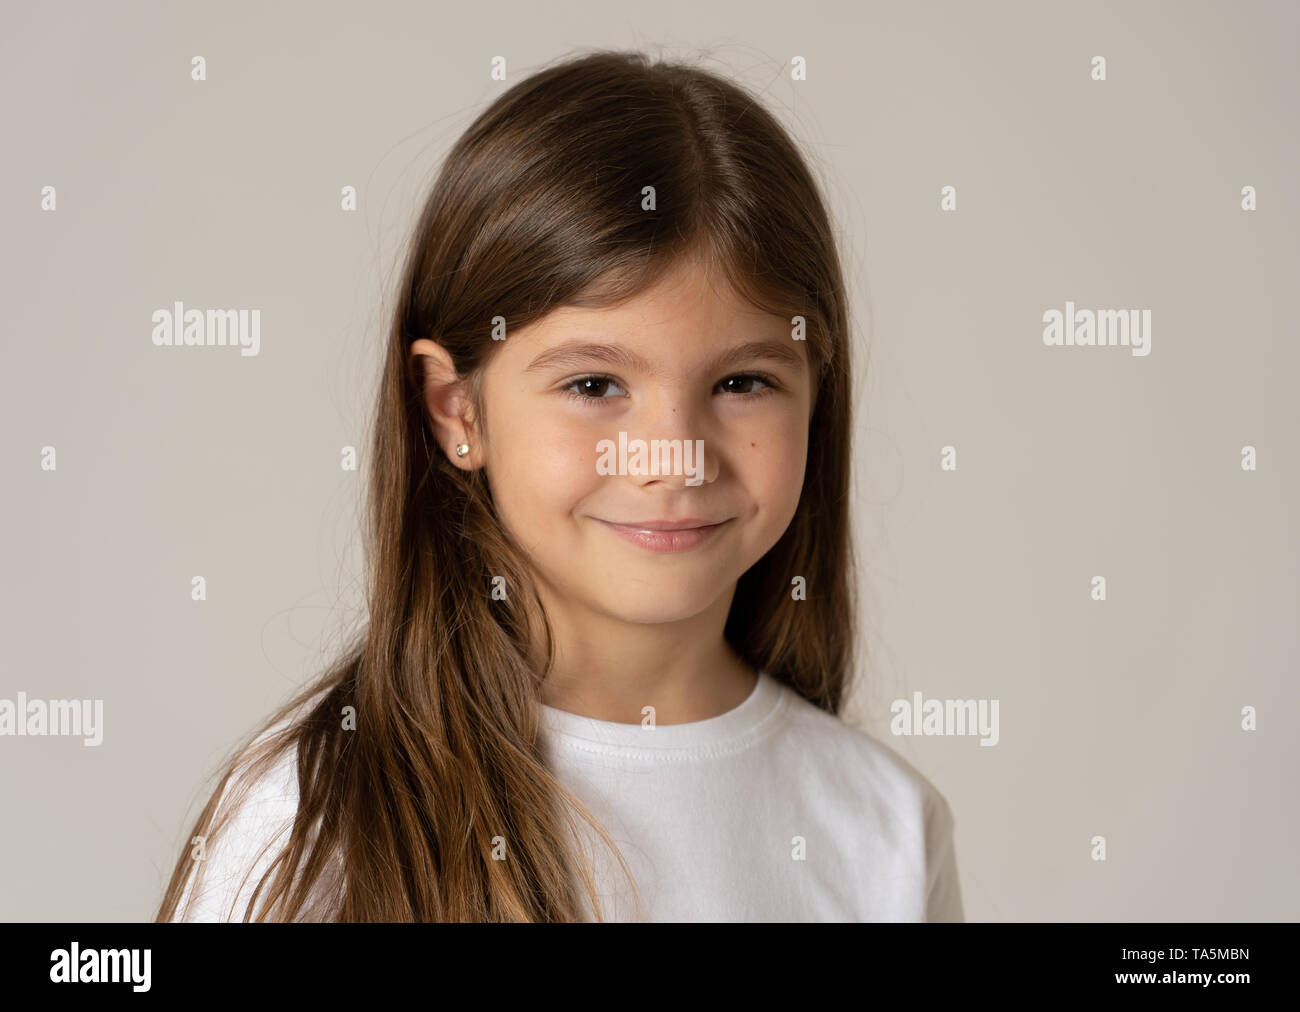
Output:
[156, 47, 856, 922]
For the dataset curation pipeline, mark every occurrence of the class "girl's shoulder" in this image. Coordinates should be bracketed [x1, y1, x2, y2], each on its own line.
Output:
[170, 714, 308, 922]
[771, 679, 958, 831]
[770, 681, 965, 920]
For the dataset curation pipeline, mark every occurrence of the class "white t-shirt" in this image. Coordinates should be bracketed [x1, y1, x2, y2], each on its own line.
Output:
[171, 670, 964, 922]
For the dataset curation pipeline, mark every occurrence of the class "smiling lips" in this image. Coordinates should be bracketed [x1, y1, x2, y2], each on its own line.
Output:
[594, 517, 731, 553]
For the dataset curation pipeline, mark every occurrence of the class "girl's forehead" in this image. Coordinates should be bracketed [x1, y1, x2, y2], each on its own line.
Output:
[514, 300, 790, 350]
[524, 273, 785, 344]
[488, 255, 804, 375]
[569, 250, 754, 311]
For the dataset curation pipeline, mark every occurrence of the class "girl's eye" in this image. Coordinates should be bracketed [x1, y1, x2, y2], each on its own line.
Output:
[561, 373, 778, 406]
[716, 374, 774, 396]
[563, 375, 628, 403]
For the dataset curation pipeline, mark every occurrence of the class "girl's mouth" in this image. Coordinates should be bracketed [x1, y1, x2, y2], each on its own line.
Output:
[593, 517, 731, 554]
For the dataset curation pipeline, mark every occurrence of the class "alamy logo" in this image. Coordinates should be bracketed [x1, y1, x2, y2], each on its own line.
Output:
[151, 301, 261, 357]
[890, 691, 999, 746]
[596, 431, 705, 486]
[1043, 300, 1151, 356]
[49, 943, 150, 991]
[0, 692, 103, 746]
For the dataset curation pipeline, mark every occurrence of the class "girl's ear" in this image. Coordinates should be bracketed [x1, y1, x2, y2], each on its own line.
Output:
[408, 338, 480, 469]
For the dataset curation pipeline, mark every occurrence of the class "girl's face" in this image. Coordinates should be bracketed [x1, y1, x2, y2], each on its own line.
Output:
[450, 255, 812, 630]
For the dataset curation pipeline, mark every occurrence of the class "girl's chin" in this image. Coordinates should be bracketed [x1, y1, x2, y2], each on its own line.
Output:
[583, 593, 725, 626]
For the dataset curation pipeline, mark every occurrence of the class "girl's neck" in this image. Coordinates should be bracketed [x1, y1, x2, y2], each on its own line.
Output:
[538, 638, 757, 726]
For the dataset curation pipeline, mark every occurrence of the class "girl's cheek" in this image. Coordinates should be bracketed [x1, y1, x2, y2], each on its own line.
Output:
[534, 421, 600, 480]
[751, 433, 808, 507]
[499, 393, 588, 464]
[494, 436, 597, 526]
[737, 410, 804, 458]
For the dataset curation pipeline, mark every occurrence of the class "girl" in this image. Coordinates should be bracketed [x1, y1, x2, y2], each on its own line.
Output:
[157, 48, 964, 923]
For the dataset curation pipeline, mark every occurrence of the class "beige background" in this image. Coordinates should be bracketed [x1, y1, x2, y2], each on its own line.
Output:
[1, 0, 1296, 920]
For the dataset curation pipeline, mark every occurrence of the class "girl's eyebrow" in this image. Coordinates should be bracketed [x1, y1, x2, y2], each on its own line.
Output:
[523, 339, 805, 378]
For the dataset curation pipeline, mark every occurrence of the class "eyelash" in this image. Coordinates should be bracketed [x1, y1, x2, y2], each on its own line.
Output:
[561, 373, 780, 407]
